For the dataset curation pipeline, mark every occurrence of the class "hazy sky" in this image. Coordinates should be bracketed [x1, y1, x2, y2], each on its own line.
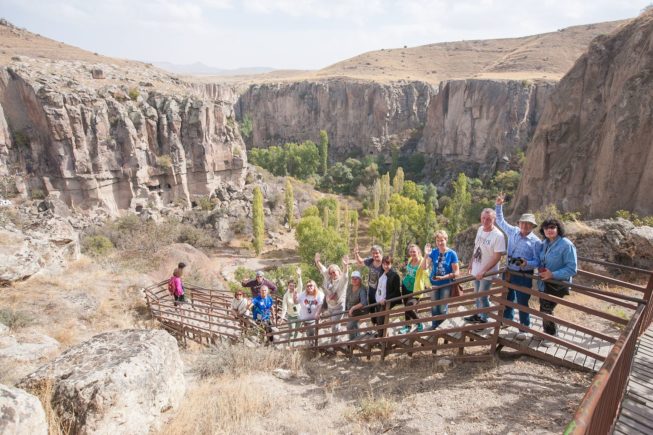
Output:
[1, 0, 650, 70]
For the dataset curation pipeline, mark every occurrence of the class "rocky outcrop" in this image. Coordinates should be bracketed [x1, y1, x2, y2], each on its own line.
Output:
[0, 57, 246, 214]
[236, 79, 434, 158]
[18, 329, 185, 435]
[513, 12, 653, 218]
[418, 79, 553, 181]
[0, 384, 47, 435]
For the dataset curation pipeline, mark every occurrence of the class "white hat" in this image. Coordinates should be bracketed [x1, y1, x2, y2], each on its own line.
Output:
[351, 271, 362, 279]
[256, 270, 264, 277]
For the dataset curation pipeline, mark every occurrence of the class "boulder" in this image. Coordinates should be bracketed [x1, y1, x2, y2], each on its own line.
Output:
[0, 384, 47, 435]
[0, 332, 59, 362]
[17, 329, 185, 434]
[0, 228, 41, 284]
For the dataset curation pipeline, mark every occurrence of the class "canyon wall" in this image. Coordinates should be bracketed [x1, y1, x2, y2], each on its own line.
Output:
[0, 59, 246, 214]
[513, 12, 653, 218]
[237, 78, 553, 182]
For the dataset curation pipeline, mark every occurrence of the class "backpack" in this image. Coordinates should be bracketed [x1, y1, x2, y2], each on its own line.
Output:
[168, 276, 176, 295]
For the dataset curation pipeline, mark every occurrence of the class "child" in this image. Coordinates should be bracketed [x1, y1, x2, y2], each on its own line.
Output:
[169, 262, 187, 306]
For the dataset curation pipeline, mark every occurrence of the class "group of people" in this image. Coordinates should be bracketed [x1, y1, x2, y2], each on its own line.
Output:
[172, 193, 578, 345]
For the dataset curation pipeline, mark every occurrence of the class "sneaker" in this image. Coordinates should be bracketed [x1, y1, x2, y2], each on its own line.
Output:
[399, 326, 411, 334]
[416, 323, 424, 333]
[464, 315, 480, 323]
[515, 332, 527, 340]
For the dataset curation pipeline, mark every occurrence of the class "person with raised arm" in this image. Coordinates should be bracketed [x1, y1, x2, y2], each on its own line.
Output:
[398, 244, 424, 334]
[240, 270, 277, 298]
[495, 193, 542, 340]
[315, 253, 350, 343]
[422, 230, 460, 329]
[465, 208, 506, 324]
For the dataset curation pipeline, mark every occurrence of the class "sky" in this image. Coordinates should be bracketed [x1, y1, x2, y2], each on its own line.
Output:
[1, 0, 650, 70]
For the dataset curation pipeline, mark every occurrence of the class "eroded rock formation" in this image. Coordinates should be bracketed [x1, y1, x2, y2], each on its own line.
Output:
[0, 56, 246, 213]
[18, 329, 185, 434]
[513, 13, 653, 218]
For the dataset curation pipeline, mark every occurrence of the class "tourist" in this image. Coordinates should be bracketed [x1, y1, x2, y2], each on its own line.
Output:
[315, 253, 350, 343]
[422, 231, 460, 329]
[495, 194, 542, 340]
[538, 218, 577, 340]
[293, 279, 325, 339]
[241, 270, 277, 298]
[354, 245, 385, 327]
[376, 255, 401, 337]
[398, 244, 424, 334]
[230, 290, 249, 318]
[250, 285, 275, 343]
[168, 262, 187, 306]
[465, 208, 506, 324]
[280, 267, 303, 343]
[346, 271, 368, 340]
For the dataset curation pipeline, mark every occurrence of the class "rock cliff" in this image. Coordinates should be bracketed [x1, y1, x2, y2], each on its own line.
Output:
[513, 12, 653, 218]
[0, 55, 246, 214]
[236, 79, 434, 158]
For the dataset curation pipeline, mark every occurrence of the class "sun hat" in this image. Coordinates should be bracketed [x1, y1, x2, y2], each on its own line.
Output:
[518, 213, 537, 226]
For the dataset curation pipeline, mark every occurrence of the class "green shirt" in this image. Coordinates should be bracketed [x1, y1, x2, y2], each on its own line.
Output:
[402, 261, 419, 293]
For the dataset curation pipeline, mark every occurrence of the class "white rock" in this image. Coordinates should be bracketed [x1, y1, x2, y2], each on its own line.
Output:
[272, 368, 294, 380]
[17, 329, 185, 434]
[0, 384, 47, 435]
[0, 333, 59, 361]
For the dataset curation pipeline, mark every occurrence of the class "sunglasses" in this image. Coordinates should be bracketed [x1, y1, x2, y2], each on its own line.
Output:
[544, 225, 558, 230]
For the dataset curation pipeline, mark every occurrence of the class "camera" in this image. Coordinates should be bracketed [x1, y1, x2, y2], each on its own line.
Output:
[509, 257, 525, 267]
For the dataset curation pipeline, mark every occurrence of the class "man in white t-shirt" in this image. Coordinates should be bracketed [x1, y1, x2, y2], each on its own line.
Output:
[465, 208, 506, 323]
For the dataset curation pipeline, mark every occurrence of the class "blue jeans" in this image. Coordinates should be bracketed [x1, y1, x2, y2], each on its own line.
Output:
[473, 279, 493, 321]
[431, 286, 451, 328]
[502, 272, 533, 326]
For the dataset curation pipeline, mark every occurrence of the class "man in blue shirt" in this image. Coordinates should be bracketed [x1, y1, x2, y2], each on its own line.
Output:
[496, 194, 542, 340]
[251, 285, 276, 343]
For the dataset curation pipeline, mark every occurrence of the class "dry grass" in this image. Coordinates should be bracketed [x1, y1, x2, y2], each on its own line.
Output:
[350, 396, 396, 423]
[194, 343, 304, 379]
[30, 378, 73, 435]
[162, 377, 274, 434]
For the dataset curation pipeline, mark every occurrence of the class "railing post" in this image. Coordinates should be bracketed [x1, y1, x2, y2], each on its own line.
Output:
[490, 275, 509, 354]
[639, 272, 653, 335]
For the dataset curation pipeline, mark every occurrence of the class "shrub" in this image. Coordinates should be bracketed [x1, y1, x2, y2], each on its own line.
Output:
[30, 188, 46, 200]
[128, 87, 140, 101]
[82, 235, 114, 257]
[196, 196, 214, 211]
[0, 308, 33, 330]
[156, 154, 173, 168]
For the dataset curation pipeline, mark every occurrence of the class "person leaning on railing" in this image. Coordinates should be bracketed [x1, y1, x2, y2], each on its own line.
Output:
[495, 194, 542, 340]
[397, 244, 425, 334]
[422, 230, 460, 330]
[345, 271, 368, 340]
[537, 218, 577, 341]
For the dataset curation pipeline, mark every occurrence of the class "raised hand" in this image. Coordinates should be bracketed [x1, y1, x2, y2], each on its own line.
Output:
[314, 252, 321, 264]
[342, 254, 350, 265]
[424, 243, 432, 256]
[296, 266, 302, 276]
[496, 192, 505, 206]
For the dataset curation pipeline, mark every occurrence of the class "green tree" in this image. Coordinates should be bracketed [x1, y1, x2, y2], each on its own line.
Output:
[319, 130, 329, 177]
[351, 210, 359, 248]
[252, 186, 265, 255]
[372, 179, 381, 218]
[335, 202, 341, 231]
[240, 114, 253, 140]
[389, 193, 425, 256]
[401, 180, 424, 203]
[369, 215, 396, 250]
[295, 216, 347, 282]
[380, 172, 391, 215]
[284, 177, 294, 227]
[392, 167, 405, 194]
[342, 204, 350, 248]
[443, 173, 472, 238]
[316, 198, 338, 228]
[322, 207, 330, 229]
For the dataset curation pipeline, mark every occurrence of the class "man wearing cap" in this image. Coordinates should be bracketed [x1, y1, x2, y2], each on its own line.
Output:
[345, 270, 368, 340]
[241, 271, 278, 298]
[496, 193, 542, 340]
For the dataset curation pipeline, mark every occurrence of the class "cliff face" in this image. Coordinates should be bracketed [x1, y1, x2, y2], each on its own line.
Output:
[513, 12, 653, 218]
[0, 59, 246, 213]
[237, 78, 553, 181]
[236, 79, 435, 158]
[417, 79, 553, 179]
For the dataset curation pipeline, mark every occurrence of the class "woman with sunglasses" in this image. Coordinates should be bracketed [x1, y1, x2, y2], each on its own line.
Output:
[315, 252, 350, 343]
[422, 230, 460, 329]
[293, 279, 324, 339]
[398, 244, 425, 334]
[538, 218, 577, 339]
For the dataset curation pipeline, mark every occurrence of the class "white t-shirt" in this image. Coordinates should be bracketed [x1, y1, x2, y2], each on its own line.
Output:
[376, 273, 388, 304]
[231, 297, 249, 315]
[470, 226, 506, 280]
[297, 292, 325, 321]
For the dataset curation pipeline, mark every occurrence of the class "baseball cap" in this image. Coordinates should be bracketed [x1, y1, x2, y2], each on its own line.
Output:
[351, 271, 362, 279]
[256, 270, 264, 277]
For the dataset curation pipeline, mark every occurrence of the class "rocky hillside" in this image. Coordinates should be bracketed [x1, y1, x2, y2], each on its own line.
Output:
[0, 20, 246, 213]
[513, 11, 653, 218]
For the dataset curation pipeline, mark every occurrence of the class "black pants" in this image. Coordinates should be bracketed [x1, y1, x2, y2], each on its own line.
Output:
[256, 319, 274, 342]
[400, 285, 419, 321]
[539, 282, 569, 335]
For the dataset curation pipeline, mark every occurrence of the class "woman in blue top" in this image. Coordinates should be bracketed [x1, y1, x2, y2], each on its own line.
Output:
[422, 230, 460, 329]
[538, 218, 577, 337]
[251, 285, 276, 343]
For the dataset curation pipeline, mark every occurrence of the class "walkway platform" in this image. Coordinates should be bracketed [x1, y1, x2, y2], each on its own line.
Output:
[614, 326, 653, 434]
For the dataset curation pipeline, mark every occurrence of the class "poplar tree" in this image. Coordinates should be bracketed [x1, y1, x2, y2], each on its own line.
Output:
[380, 172, 391, 215]
[322, 207, 330, 229]
[372, 179, 381, 218]
[284, 177, 294, 227]
[342, 204, 350, 248]
[252, 186, 265, 255]
[351, 210, 359, 248]
[319, 130, 329, 177]
[443, 173, 472, 238]
[392, 167, 405, 194]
